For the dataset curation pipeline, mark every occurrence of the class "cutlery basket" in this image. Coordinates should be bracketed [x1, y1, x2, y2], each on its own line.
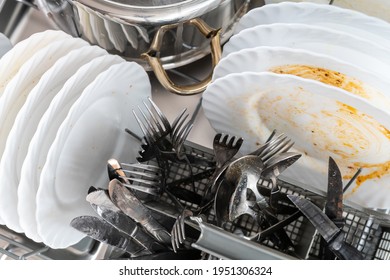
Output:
[1, 141, 390, 260]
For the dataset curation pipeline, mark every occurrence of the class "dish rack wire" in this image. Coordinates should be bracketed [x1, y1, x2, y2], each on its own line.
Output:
[1, 141, 390, 260]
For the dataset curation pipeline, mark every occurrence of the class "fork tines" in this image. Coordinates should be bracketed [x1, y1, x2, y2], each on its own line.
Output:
[133, 97, 172, 144]
[120, 163, 164, 195]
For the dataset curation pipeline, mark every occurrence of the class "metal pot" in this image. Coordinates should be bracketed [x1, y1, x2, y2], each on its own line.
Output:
[36, 0, 263, 69]
[35, 0, 264, 95]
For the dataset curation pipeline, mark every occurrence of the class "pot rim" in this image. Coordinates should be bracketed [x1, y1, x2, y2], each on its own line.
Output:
[77, 0, 231, 24]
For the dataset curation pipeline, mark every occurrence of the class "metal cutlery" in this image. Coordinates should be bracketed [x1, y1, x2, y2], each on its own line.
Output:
[288, 195, 364, 260]
[225, 136, 295, 222]
[108, 179, 172, 245]
[70, 215, 151, 257]
[225, 155, 268, 222]
[319, 157, 346, 259]
[260, 152, 301, 211]
[86, 189, 166, 253]
[170, 133, 244, 251]
[201, 133, 244, 205]
[133, 97, 172, 145]
[249, 133, 294, 162]
[120, 162, 164, 196]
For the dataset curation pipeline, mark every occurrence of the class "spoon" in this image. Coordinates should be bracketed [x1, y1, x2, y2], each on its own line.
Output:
[223, 155, 268, 222]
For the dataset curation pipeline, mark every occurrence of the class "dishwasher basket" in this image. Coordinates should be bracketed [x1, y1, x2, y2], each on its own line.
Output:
[1, 141, 390, 260]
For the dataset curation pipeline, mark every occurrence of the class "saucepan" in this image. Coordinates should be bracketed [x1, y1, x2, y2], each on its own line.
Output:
[35, 0, 265, 94]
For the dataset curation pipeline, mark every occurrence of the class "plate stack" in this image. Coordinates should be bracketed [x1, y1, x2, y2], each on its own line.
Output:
[202, 2, 390, 210]
[0, 30, 151, 249]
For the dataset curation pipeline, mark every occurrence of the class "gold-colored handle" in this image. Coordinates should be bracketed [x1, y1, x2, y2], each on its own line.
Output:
[141, 18, 222, 96]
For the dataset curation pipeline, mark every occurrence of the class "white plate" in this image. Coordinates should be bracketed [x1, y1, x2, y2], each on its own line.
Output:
[235, 2, 390, 50]
[36, 61, 151, 249]
[0, 45, 107, 235]
[223, 23, 390, 82]
[0, 30, 72, 96]
[214, 46, 390, 112]
[0, 30, 70, 225]
[0, 37, 88, 230]
[0, 33, 12, 58]
[202, 72, 390, 209]
[18, 54, 124, 242]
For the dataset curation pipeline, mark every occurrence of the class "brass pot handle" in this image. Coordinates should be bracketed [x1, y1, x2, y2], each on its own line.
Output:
[141, 18, 222, 96]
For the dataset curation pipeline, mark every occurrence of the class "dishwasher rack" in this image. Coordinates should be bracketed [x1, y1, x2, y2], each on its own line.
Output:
[1, 141, 390, 260]
[1, 0, 390, 261]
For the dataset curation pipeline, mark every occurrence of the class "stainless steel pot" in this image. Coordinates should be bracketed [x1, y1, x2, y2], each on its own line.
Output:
[36, 0, 263, 68]
[36, 0, 264, 94]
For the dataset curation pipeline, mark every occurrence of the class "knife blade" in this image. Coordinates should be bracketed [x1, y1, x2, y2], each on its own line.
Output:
[326, 157, 344, 227]
[86, 189, 166, 253]
[288, 195, 363, 260]
[70, 215, 151, 257]
[108, 179, 171, 245]
[320, 157, 345, 259]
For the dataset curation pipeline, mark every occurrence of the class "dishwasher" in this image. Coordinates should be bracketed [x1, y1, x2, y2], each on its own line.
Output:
[0, 0, 390, 260]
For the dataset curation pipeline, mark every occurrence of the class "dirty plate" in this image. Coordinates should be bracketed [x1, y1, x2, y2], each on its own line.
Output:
[36, 61, 151, 249]
[223, 23, 390, 82]
[202, 72, 390, 209]
[213, 46, 390, 112]
[234, 2, 390, 49]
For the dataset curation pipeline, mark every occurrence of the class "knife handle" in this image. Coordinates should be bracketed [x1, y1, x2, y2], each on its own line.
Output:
[329, 233, 364, 260]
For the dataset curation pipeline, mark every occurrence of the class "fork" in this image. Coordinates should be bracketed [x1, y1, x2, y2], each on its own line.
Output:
[133, 97, 172, 146]
[171, 209, 194, 253]
[249, 133, 294, 162]
[120, 162, 164, 196]
[210, 134, 244, 183]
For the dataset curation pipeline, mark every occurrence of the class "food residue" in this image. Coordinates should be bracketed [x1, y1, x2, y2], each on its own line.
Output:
[270, 64, 369, 98]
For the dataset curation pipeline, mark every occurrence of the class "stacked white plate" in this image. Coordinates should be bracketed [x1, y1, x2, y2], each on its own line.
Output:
[202, 2, 390, 210]
[0, 30, 152, 249]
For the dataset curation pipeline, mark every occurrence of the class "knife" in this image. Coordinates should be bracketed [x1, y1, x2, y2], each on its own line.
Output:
[86, 190, 166, 253]
[70, 215, 151, 257]
[325, 157, 344, 227]
[287, 195, 363, 260]
[320, 157, 345, 259]
[108, 179, 172, 245]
